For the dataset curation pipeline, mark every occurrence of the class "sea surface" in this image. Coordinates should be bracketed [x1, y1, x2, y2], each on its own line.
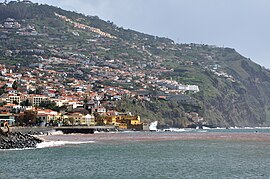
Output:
[1, 129, 270, 179]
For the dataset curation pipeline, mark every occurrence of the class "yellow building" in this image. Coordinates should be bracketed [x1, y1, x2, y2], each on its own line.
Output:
[104, 115, 141, 130]
[36, 109, 60, 124]
[63, 113, 95, 126]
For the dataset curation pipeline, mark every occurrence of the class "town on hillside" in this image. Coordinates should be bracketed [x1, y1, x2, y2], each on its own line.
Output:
[0, 13, 237, 129]
[0, 61, 203, 130]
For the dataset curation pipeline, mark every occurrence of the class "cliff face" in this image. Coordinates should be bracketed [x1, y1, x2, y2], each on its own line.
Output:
[200, 51, 270, 127]
[1, 2, 270, 127]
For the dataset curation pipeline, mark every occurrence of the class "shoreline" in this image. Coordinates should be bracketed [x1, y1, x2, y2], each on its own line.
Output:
[38, 131, 270, 144]
[2, 129, 270, 150]
[1, 131, 270, 150]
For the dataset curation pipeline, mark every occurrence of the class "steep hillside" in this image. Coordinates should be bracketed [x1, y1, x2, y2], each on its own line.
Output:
[1, 1, 270, 127]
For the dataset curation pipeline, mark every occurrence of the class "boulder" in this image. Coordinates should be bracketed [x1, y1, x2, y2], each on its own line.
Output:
[0, 132, 43, 149]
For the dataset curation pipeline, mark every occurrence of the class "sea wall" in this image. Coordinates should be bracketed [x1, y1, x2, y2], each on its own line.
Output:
[10, 127, 55, 135]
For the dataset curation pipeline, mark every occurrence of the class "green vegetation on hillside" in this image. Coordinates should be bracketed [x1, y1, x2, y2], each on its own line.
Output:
[1, 1, 270, 127]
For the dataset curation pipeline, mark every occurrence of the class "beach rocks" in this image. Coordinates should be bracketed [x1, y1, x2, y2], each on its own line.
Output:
[0, 132, 43, 149]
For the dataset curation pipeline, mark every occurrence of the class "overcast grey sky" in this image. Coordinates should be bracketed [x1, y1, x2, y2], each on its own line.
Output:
[33, 0, 270, 68]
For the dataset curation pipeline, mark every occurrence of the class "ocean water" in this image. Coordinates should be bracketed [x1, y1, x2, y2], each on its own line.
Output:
[1, 130, 270, 179]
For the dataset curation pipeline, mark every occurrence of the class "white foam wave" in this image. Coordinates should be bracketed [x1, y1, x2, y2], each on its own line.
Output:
[49, 130, 64, 135]
[196, 130, 208, 133]
[36, 140, 94, 149]
[0, 147, 35, 151]
[121, 131, 140, 133]
[36, 130, 64, 136]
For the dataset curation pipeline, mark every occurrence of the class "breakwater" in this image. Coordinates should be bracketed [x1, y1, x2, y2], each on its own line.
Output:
[0, 132, 42, 149]
[54, 126, 116, 134]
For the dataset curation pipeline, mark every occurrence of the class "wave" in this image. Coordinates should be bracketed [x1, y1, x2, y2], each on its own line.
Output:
[0, 141, 95, 151]
[48, 130, 64, 135]
[36, 140, 95, 149]
[0, 147, 35, 151]
[121, 131, 141, 133]
[35, 130, 64, 136]
[230, 126, 254, 129]
[196, 130, 208, 133]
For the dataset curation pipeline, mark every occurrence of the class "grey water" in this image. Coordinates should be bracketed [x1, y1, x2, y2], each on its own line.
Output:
[1, 132, 270, 179]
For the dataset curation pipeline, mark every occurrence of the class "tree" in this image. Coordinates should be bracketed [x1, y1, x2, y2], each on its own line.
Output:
[12, 81, 18, 90]
[83, 95, 88, 110]
[0, 102, 7, 107]
[0, 89, 4, 95]
[13, 100, 19, 105]
[39, 101, 60, 112]
[0, 84, 7, 95]
[20, 99, 32, 107]
[35, 86, 43, 94]
[68, 118, 75, 126]
[94, 112, 105, 126]
[16, 110, 38, 126]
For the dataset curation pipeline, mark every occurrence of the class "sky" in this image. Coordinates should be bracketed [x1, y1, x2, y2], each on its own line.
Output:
[32, 0, 270, 68]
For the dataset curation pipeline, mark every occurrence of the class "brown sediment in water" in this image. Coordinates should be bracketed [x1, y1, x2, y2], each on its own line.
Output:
[39, 132, 270, 144]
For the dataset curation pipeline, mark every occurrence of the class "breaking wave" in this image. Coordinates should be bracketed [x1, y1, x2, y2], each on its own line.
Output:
[36, 140, 95, 149]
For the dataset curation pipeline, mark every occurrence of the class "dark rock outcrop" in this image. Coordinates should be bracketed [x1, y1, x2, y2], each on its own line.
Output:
[0, 132, 43, 149]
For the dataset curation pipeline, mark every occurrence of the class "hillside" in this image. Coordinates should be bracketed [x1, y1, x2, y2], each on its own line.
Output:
[1, 1, 270, 127]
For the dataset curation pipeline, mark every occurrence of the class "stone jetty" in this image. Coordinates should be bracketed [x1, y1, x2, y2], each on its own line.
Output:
[0, 132, 43, 149]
